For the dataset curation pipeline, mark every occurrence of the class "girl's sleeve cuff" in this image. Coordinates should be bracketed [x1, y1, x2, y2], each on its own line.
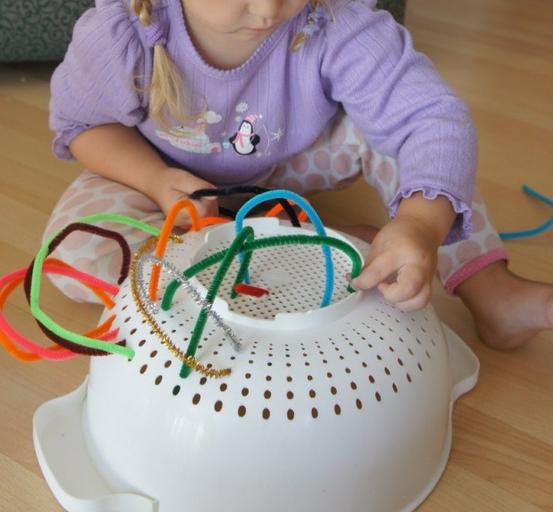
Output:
[52, 125, 92, 160]
[388, 187, 473, 245]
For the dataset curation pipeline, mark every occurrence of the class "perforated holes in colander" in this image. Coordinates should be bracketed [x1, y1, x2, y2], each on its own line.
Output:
[193, 230, 353, 320]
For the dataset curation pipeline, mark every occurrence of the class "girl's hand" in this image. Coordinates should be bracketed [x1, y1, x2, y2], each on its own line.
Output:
[350, 217, 439, 311]
[151, 167, 219, 227]
[351, 193, 456, 312]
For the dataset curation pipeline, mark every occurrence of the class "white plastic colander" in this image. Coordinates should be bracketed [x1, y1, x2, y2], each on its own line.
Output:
[33, 216, 479, 512]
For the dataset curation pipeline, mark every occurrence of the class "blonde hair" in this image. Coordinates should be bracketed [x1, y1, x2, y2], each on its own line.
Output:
[132, 0, 328, 126]
[290, 0, 326, 52]
[132, 0, 197, 127]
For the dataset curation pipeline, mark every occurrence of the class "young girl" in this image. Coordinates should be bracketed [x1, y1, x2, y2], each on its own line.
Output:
[46, 0, 552, 349]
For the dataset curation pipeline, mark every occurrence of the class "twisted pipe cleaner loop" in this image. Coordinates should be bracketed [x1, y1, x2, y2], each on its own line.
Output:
[23, 223, 131, 355]
[29, 213, 162, 359]
[0, 258, 119, 362]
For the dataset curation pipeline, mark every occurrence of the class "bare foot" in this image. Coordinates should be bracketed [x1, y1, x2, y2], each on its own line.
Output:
[334, 226, 553, 348]
[456, 261, 553, 350]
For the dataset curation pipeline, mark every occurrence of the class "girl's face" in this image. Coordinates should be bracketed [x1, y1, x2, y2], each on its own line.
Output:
[181, 0, 310, 41]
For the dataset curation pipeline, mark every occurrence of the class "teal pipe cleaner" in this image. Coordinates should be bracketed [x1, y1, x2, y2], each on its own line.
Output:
[499, 184, 553, 240]
[235, 189, 334, 307]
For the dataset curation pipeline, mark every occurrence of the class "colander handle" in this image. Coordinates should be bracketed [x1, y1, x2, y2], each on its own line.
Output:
[442, 323, 480, 402]
[33, 379, 157, 512]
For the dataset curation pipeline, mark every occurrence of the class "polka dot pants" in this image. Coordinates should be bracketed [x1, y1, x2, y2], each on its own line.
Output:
[43, 114, 507, 303]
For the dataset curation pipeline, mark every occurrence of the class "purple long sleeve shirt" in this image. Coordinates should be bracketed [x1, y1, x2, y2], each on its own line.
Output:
[50, 0, 477, 242]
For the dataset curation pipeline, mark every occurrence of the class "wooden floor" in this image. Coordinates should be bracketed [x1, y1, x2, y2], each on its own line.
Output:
[0, 0, 551, 510]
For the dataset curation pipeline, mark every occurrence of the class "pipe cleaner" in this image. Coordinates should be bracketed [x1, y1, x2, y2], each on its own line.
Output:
[190, 185, 304, 227]
[0, 259, 118, 362]
[161, 227, 361, 378]
[24, 223, 131, 356]
[499, 184, 553, 240]
[130, 238, 232, 379]
[234, 189, 334, 307]
[148, 198, 198, 302]
[140, 253, 242, 351]
[29, 214, 162, 360]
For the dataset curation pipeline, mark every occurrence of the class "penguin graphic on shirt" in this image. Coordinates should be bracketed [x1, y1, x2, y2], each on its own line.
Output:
[229, 115, 261, 155]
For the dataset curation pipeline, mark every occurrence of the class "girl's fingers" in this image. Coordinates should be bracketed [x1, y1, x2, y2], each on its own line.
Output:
[351, 252, 399, 290]
[171, 171, 215, 198]
[201, 196, 219, 217]
[169, 173, 218, 221]
[377, 264, 426, 304]
[393, 282, 432, 312]
[185, 178, 218, 217]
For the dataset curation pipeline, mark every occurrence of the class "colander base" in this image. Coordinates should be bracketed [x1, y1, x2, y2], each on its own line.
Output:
[32, 322, 478, 512]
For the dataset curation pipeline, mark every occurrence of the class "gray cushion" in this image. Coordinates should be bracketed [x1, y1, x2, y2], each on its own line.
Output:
[377, 0, 406, 24]
[0, 0, 93, 62]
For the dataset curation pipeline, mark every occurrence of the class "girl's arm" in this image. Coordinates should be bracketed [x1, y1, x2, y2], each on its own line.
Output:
[50, 4, 216, 225]
[395, 193, 457, 248]
[69, 124, 168, 200]
[319, 5, 477, 244]
[69, 124, 217, 224]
